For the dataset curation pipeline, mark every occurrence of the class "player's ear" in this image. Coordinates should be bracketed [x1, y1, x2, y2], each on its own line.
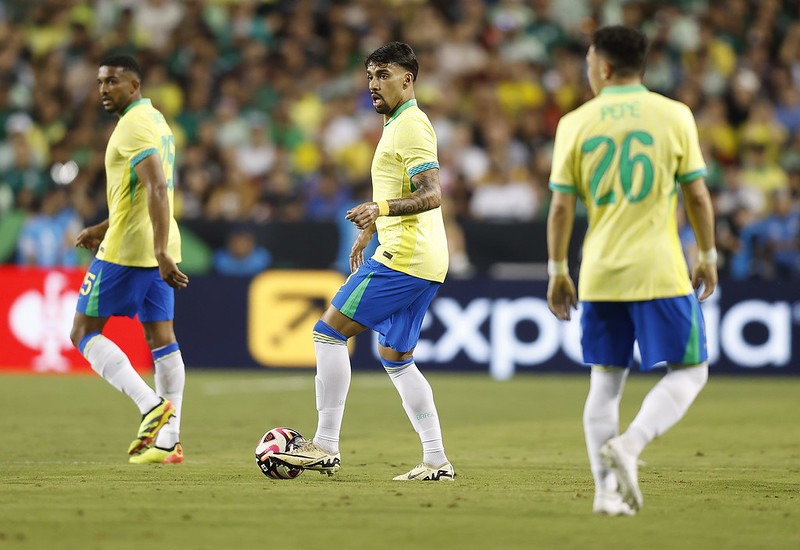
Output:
[404, 72, 412, 88]
[601, 59, 611, 81]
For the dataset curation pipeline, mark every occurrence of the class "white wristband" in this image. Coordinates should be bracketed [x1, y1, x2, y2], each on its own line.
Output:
[548, 259, 569, 276]
[698, 248, 718, 265]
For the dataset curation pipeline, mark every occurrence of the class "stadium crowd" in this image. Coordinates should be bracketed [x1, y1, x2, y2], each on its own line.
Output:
[0, 0, 799, 279]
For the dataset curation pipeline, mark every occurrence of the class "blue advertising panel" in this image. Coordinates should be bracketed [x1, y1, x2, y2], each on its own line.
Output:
[176, 273, 800, 376]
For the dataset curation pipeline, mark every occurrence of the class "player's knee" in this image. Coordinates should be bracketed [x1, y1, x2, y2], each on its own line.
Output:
[668, 362, 709, 389]
[69, 325, 83, 349]
[686, 362, 709, 388]
[143, 331, 156, 350]
[142, 322, 177, 350]
[381, 357, 414, 375]
[312, 320, 347, 344]
[69, 321, 92, 349]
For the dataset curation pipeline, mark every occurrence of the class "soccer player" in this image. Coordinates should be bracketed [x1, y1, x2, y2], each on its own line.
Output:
[273, 42, 454, 481]
[69, 55, 189, 464]
[546, 26, 717, 515]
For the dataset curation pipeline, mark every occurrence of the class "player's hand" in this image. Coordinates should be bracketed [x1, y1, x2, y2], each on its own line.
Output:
[156, 253, 189, 290]
[692, 262, 718, 301]
[349, 230, 374, 272]
[547, 274, 578, 321]
[74, 224, 107, 250]
[345, 202, 380, 230]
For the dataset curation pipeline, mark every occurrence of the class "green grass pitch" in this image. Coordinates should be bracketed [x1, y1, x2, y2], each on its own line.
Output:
[0, 371, 797, 550]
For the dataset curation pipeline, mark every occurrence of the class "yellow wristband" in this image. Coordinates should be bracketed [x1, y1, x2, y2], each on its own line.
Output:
[376, 200, 389, 217]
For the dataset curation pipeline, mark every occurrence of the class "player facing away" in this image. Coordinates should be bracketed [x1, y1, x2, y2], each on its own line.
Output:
[69, 55, 189, 464]
[272, 42, 454, 481]
[546, 26, 718, 515]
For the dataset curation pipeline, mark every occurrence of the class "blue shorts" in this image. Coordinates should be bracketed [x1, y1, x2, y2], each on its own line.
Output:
[331, 258, 440, 353]
[75, 258, 174, 322]
[580, 294, 707, 371]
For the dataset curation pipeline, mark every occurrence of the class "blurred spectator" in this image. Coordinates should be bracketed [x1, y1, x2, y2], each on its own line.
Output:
[213, 226, 271, 276]
[16, 186, 81, 267]
[304, 165, 352, 222]
[469, 148, 538, 221]
[753, 189, 800, 279]
[2, 0, 800, 280]
[739, 138, 788, 214]
[132, 0, 185, 53]
[238, 120, 277, 179]
[0, 115, 49, 198]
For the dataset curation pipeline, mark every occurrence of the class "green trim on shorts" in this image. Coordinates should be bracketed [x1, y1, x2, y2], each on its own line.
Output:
[340, 272, 373, 318]
[682, 298, 701, 364]
[86, 268, 102, 317]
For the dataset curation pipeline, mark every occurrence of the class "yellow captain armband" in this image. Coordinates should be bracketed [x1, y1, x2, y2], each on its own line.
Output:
[547, 259, 569, 277]
[376, 200, 389, 217]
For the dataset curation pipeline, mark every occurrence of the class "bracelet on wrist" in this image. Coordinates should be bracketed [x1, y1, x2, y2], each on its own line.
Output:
[547, 259, 569, 277]
[698, 248, 718, 265]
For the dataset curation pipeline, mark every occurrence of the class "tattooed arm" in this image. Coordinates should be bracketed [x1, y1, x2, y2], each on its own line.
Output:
[345, 168, 442, 229]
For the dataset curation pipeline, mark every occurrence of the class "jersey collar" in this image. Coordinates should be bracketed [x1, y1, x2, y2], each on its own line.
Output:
[384, 98, 417, 127]
[599, 84, 648, 96]
[122, 98, 152, 116]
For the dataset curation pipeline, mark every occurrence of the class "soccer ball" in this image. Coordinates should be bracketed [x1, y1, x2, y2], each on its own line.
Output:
[255, 427, 305, 479]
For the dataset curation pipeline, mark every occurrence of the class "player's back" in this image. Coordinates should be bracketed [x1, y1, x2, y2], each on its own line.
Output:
[553, 85, 706, 301]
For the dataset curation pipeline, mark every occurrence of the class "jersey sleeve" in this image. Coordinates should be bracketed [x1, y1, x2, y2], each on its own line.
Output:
[117, 115, 161, 169]
[676, 105, 707, 184]
[395, 117, 439, 178]
[548, 116, 577, 194]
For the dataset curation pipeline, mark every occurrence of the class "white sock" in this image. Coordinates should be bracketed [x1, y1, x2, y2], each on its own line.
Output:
[82, 334, 160, 414]
[583, 366, 628, 493]
[387, 362, 448, 467]
[621, 364, 709, 457]
[152, 344, 185, 449]
[312, 340, 351, 454]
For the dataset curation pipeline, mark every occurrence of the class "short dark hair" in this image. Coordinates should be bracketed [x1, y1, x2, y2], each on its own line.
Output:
[365, 41, 418, 81]
[592, 26, 648, 78]
[99, 55, 143, 81]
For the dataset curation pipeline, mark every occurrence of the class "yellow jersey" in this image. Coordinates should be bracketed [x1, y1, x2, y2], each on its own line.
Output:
[97, 98, 181, 267]
[549, 85, 707, 301]
[371, 99, 448, 283]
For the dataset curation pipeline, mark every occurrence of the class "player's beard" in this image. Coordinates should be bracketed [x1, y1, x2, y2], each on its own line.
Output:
[372, 94, 391, 114]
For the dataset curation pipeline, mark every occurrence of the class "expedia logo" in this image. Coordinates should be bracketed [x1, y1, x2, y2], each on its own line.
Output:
[248, 271, 349, 367]
[375, 286, 795, 380]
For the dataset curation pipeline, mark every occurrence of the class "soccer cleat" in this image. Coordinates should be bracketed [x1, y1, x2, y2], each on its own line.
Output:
[599, 437, 643, 511]
[593, 491, 636, 517]
[270, 440, 341, 476]
[129, 443, 184, 464]
[127, 398, 176, 456]
[393, 462, 455, 481]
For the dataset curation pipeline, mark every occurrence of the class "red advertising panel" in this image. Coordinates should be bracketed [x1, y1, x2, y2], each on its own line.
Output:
[0, 266, 152, 373]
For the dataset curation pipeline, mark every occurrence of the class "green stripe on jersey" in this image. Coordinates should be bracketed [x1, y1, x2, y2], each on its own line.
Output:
[340, 272, 373, 318]
[86, 268, 102, 317]
[128, 148, 158, 202]
[676, 168, 708, 184]
[549, 181, 576, 194]
[682, 298, 701, 364]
